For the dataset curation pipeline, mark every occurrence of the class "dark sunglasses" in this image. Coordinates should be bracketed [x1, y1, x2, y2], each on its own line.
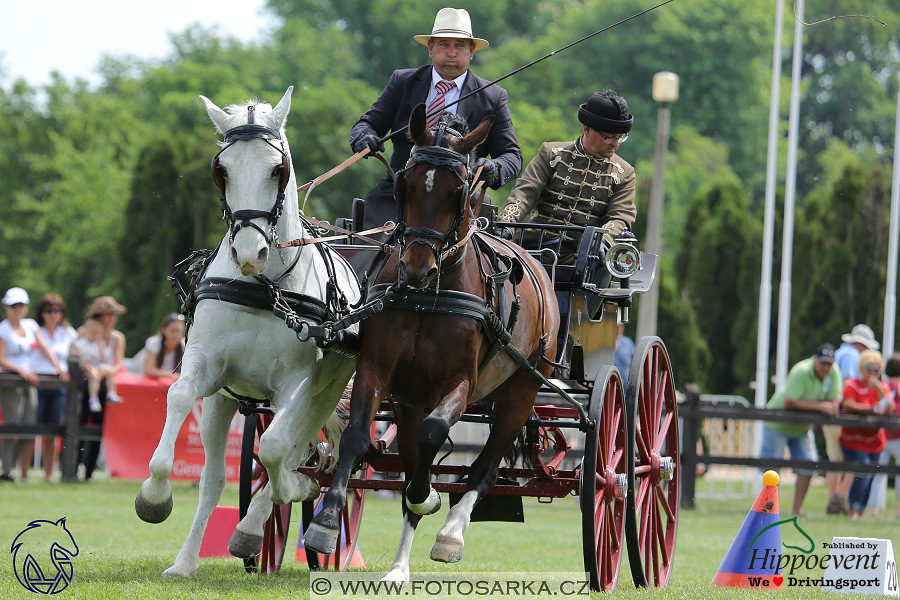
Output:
[42, 308, 63, 314]
[864, 364, 881, 372]
[8, 303, 26, 308]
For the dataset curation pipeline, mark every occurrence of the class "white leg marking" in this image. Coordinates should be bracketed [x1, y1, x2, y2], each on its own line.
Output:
[431, 490, 478, 563]
[406, 487, 441, 515]
[382, 514, 417, 584]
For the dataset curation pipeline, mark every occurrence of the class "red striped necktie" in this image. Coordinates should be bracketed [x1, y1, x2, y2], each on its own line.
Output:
[427, 80, 454, 128]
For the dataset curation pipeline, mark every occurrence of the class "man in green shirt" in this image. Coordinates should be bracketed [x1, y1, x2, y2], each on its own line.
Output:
[760, 344, 842, 515]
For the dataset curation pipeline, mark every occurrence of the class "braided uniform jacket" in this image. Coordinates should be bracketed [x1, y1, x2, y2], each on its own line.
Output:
[498, 137, 636, 261]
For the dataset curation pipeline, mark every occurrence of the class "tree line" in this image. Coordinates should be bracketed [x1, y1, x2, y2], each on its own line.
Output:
[0, 0, 897, 398]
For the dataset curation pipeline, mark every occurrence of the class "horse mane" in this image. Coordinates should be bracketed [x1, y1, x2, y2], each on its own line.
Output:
[212, 99, 283, 141]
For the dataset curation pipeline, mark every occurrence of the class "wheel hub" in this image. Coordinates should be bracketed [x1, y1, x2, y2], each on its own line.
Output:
[659, 456, 675, 481]
[603, 467, 627, 501]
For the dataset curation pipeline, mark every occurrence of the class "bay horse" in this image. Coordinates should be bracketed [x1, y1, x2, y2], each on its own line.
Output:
[303, 104, 560, 583]
[134, 88, 361, 577]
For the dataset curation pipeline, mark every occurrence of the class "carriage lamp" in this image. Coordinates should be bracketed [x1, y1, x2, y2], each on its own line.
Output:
[605, 233, 642, 280]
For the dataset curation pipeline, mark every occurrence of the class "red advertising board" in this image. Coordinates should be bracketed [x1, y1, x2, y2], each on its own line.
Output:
[103, 372, 245, 481]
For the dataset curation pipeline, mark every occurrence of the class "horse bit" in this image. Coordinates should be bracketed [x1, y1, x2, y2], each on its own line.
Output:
[210, 105, 292, 247]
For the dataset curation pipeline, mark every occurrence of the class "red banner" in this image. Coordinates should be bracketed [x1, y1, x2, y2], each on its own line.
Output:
[103, 373, 245, 481]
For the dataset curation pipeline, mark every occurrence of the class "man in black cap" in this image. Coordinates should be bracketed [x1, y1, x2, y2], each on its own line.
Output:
[498, 90, 636, 262]
[760, 343, 842, 516]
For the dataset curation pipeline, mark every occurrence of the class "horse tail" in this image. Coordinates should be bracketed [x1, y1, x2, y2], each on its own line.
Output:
[503, 408, 541, 471]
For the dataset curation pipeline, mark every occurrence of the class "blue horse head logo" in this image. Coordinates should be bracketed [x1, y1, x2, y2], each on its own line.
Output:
[11, 518, 79, 594]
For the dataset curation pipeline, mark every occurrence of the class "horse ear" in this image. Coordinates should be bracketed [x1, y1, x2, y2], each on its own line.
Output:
[456, 115, 494, 155]
[200, 95, 230, 134]
[271, 86, 294, 131]
[409, 103, 430, 146]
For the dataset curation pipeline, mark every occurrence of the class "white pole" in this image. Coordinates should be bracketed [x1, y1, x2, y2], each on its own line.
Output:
[637, 103, 671, 339]
[753, 0, 785, 461]
[774, 0, 804, 389]
[884, 75, 900, 360]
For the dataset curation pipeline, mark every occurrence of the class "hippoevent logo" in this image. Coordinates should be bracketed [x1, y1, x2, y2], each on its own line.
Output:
[10, 518, 79, 594]
[745, 517, 890, 590]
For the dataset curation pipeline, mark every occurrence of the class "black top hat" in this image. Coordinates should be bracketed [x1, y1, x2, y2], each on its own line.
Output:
[578, 93, 633, 134]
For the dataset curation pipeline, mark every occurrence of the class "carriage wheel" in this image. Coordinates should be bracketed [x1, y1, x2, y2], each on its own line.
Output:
[302, 463, 371, 571]
[580, 365, 628, 592]
[239, 412, 292, 574]
[624, 337, 679, 587]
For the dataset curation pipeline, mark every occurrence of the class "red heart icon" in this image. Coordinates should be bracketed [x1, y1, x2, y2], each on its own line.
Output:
[773, 576, 784, 586]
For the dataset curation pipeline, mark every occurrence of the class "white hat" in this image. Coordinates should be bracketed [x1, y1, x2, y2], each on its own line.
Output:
[414, 8, 489, 52]
[841, 324, 880, 350]
[2, 287, 29, 305]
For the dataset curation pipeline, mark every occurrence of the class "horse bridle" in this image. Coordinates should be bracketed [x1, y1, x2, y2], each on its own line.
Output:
[394, 123, 473, 266]
[210, 105, 292, 246]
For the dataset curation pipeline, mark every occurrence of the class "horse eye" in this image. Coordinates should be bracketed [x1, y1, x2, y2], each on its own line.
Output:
[271, 165, 283, 178]
[217, 166, 228, 179]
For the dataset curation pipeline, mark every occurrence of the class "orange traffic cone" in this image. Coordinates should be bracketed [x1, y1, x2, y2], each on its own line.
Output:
[711, 470, 783, 588]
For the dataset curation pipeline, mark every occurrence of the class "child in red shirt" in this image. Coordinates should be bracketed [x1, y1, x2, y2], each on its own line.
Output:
[838, 350, 895, 518]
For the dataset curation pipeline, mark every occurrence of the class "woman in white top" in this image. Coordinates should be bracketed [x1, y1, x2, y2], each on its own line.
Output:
[78, 296, 127, 480]
[0, 288, 68, 483]
[143, 314, 186, 380]
[33, 293, 78, 482]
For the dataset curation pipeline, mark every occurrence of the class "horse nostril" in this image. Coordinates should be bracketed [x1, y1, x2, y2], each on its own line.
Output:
[231, 246, 239, 265]
[257, 247, 268, 263]
[424, 267, 438, 283]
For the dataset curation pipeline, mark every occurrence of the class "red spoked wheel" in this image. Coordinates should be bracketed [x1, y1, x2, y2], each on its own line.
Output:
[239, 412, 292, 574]
[302, 464, 370, 570]
[624, 336, 679, 587]
[581, 365, 628, 592]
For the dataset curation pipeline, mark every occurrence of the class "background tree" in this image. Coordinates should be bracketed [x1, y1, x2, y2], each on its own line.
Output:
[117, 139, 193, 355]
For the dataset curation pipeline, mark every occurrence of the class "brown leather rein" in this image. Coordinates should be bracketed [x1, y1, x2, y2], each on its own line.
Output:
[283, 149, 487, 262]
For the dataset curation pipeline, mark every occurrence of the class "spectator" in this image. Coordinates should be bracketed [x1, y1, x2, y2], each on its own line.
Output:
[867, 353, 900, 518]
[142, 314, 186, 380]
[827, 324, 880, 514]
[0, 288, 69, 483]
[760, 343, 842, 516]
[614, 320, 635, 378]
[77, 296, 126, 481]
[836, 349, 894, 519]
[32, 293, 77, 482]
[71, 316, 122, 413]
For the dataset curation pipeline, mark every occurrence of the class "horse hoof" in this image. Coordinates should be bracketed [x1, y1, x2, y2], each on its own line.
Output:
[430, 536, 463, 563]
[303, 522, 338, 555]
[162, 564, 194, 578]
[135, 493, 173, 524]
[228, 530, 263, 559]
[406, 488, 441, 516]
[302, 476, 321, 502]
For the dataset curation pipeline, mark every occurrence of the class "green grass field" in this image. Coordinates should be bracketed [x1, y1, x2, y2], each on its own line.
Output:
[1, 476, 898, 599]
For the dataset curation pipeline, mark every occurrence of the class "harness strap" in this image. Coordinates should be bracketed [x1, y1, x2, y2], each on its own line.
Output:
[194, 277, 329, 323]
[280, 217, 396, 254]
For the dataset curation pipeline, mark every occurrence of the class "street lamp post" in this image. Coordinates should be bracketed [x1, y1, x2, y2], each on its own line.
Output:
[637, 71, 679, 339]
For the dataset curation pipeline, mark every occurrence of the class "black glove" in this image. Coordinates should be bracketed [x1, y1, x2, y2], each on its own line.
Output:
[351, 128, 385, 156]
[472, 157, 500, 189]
